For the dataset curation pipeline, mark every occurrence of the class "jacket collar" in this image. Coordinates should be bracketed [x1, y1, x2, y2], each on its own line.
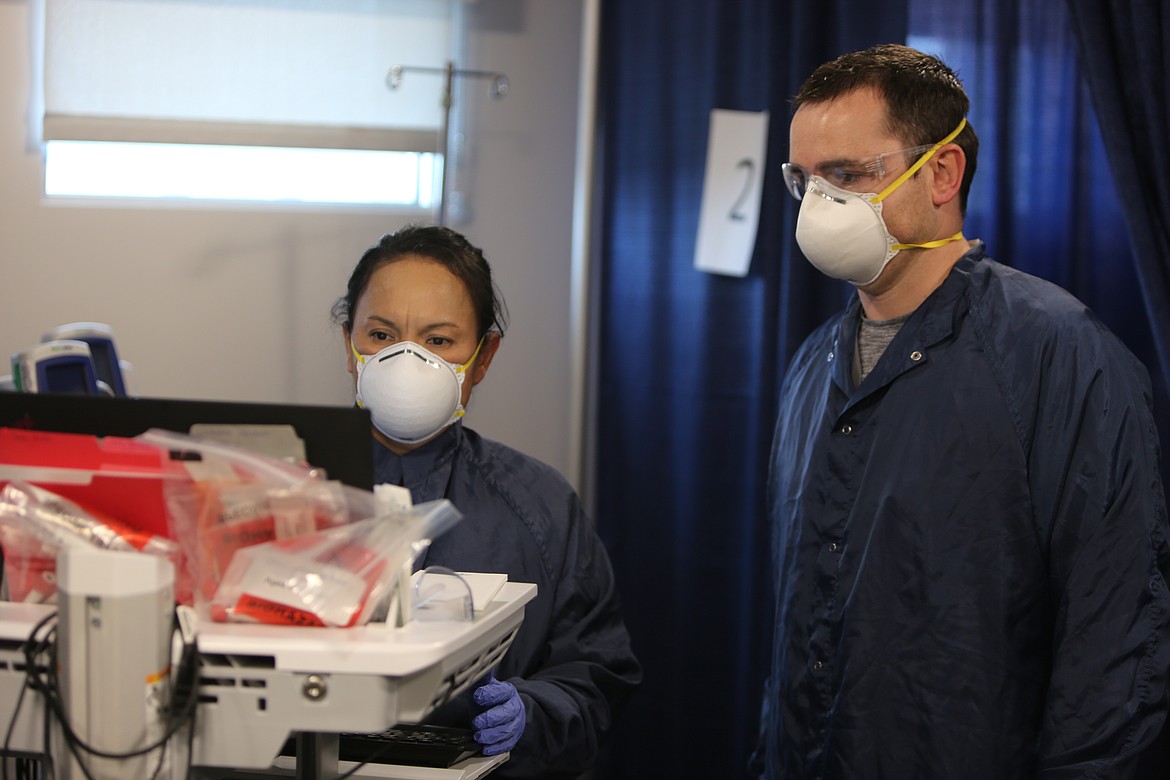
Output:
[832, 241, 987, 401]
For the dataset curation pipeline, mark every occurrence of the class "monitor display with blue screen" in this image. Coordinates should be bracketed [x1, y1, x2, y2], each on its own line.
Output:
[41, 361, 96, 395]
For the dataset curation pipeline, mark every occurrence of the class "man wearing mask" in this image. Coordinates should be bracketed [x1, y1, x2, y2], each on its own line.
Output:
[754, 44, 1170, 778]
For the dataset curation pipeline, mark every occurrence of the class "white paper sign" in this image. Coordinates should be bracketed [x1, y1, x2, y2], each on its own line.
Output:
[693, 109, 769, 277]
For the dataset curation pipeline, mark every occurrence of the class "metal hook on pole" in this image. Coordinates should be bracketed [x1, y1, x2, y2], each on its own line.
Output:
[386, 61, 509, 226]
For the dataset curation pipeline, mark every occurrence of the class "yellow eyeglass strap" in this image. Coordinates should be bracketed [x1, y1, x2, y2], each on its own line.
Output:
[874, 118, 968, 203]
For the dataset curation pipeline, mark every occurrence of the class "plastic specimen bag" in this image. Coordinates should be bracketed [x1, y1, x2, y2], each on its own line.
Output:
[0, 480, 179, 603]
[140, 428, 359, 608]
[209, 499, 462, 627]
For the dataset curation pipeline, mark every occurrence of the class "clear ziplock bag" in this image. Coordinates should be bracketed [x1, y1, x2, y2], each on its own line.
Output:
[209, 499, 462, 627]
[140, 428, 359, 608]
[0, 480, 179, 603]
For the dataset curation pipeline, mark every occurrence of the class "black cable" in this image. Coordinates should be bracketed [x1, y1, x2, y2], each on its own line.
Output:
[11, 619, 96, 780]
[3, 611, 57, 780]
[334, 754, 376, 780]
[145, 636, 200, 780]
[14, 614, 201, 778]
[37, 637, 96, 780]
[50, 633, 199, 760]
[183, 684, 197, 780]
[146, 721, 168, 780]
[3, 664, 30, 780]
[35, 663, 54, 780]
[31, 616, 59, 780]
[38, 666, 55, 780]
[40, 633, 97, 780]
[2, 662, 31, 780]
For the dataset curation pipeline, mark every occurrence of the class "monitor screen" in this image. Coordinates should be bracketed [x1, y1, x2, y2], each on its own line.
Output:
[40, 360, 96, 395]
[0, 393, 374, 490]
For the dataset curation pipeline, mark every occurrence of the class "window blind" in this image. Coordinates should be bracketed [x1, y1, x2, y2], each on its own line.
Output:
[41, 0, 459, 153]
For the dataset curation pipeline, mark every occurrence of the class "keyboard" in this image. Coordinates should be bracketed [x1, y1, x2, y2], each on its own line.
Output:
[282, 724, 481, 769]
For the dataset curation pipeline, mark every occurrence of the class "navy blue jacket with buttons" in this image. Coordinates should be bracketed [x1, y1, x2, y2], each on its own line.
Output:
[760, 243, 1170, 779]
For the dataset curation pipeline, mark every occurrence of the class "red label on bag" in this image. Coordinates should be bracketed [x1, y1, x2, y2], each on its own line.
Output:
[231, 593, 326, 627]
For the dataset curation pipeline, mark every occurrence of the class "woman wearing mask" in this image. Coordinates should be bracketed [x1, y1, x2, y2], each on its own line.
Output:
[334, 224, 641, 779]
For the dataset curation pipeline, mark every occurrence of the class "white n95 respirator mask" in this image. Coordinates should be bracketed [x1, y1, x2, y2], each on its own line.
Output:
[795, 177, 909, 285]
[351, 339, 483, 445]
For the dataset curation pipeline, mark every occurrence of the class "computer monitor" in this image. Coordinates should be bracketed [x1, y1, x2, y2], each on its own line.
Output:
[0, 393, 374, 490]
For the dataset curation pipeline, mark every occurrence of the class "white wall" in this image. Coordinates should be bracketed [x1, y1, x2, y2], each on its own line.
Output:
[0, 0, 584, 481]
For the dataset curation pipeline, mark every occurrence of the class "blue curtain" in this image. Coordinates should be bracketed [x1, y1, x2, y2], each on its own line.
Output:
[1062, 0, 1170, 442]
[1060, 0, 1170, 765]
[594, 1, 1167, 779]
[593, 2, 906, 778]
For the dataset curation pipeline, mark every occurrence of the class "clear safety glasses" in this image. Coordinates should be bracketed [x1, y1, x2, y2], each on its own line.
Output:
[781, 144, 935, 201]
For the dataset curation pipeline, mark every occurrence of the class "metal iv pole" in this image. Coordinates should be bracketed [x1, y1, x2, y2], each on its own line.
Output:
[386, 61, 509, 226]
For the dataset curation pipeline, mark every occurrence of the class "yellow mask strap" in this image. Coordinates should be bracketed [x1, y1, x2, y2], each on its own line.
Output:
[891, 230, 966, 252]
[873, 118, 967, 203]
[457, 336, 486, 372]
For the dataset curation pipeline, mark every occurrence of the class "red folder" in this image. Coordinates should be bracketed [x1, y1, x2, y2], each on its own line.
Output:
[0, 427, 189, 539]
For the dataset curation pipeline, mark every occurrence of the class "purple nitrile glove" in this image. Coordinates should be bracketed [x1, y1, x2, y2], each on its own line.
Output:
[471, 674, 526, 755]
